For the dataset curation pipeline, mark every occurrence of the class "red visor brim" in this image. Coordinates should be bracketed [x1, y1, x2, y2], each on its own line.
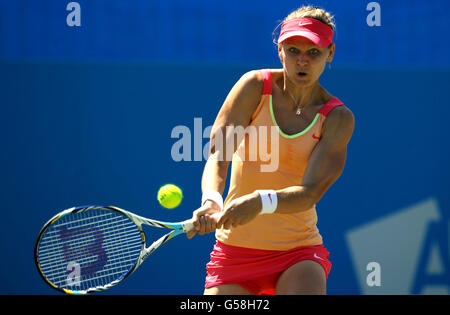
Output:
[278, 31, 330, 48]
[278, 18, 333, 48]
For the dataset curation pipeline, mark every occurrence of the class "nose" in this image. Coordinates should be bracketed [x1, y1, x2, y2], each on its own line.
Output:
[297, 53, 309, 66]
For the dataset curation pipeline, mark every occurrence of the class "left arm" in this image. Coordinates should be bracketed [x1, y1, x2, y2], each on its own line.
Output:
[216, 106, 355, 229]
[274, 106, 355, 213]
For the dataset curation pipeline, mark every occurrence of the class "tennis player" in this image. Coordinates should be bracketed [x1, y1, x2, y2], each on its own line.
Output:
[187, 5, 355, 295]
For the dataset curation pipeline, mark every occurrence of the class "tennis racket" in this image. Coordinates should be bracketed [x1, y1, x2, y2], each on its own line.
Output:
[34, 205, 194, 294]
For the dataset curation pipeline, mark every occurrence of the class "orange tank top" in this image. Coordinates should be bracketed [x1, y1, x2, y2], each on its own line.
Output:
[215, 69, 344, 250]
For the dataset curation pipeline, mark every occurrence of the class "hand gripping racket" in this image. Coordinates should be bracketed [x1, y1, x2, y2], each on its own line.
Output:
[34, 205, 194, 294]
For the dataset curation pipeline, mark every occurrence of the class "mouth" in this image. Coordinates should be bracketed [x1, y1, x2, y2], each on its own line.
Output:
[297, 71, 308, 77]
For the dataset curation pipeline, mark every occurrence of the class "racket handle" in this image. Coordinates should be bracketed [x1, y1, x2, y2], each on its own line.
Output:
[181, 212, 222, 233]
[181, 219, 195, 233]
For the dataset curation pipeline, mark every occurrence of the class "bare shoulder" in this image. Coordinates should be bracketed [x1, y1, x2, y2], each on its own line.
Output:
[321, 105, 355, 147]
[235, 70, 264, 93]
[215, 70, 265, 128]
[225, 70, 264, 108]
[326, 105, 355, 127]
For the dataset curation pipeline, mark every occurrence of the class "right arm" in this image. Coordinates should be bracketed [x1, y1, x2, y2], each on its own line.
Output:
[187, 70, 263, 238]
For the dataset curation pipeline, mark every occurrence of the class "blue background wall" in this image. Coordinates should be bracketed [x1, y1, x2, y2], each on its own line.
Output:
[0, 0, 449, 294]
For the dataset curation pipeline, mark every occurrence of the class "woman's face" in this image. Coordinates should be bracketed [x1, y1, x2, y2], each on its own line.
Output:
[278, 36, 335, 87]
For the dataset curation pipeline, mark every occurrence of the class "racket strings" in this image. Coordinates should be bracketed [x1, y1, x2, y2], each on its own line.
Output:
[37, 209, 143, 292]
[38, 218, 138, 258]
[39, 237, 142, 274]
[42, 250, 142, 285]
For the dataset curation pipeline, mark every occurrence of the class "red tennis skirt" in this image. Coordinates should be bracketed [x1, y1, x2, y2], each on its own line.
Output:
[205, 240, 331, 295]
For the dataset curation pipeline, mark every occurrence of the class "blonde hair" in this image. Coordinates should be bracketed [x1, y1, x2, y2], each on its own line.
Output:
[273, 5, 336, 44]
[283, 5, 335, 30]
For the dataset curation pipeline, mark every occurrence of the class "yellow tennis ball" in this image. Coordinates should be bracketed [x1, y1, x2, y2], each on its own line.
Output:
[157, 184, 183, 209]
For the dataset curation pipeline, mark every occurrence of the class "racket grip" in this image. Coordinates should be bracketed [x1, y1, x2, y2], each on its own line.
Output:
[181, 219, 195, 233]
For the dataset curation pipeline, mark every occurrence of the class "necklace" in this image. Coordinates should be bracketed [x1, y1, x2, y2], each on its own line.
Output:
[286, 90, 307, 116]
[287, 91, 326, 117]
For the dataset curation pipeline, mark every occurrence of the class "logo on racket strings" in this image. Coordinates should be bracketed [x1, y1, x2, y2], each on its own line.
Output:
[58, 226, 108, 285]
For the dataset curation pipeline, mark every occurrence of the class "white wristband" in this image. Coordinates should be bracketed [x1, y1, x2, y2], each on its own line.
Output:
[256, 190, 278, 214]
[201, 190, 224, 211]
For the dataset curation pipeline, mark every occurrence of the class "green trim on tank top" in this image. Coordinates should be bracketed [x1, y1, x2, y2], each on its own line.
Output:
[269, 95, 320, 139]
